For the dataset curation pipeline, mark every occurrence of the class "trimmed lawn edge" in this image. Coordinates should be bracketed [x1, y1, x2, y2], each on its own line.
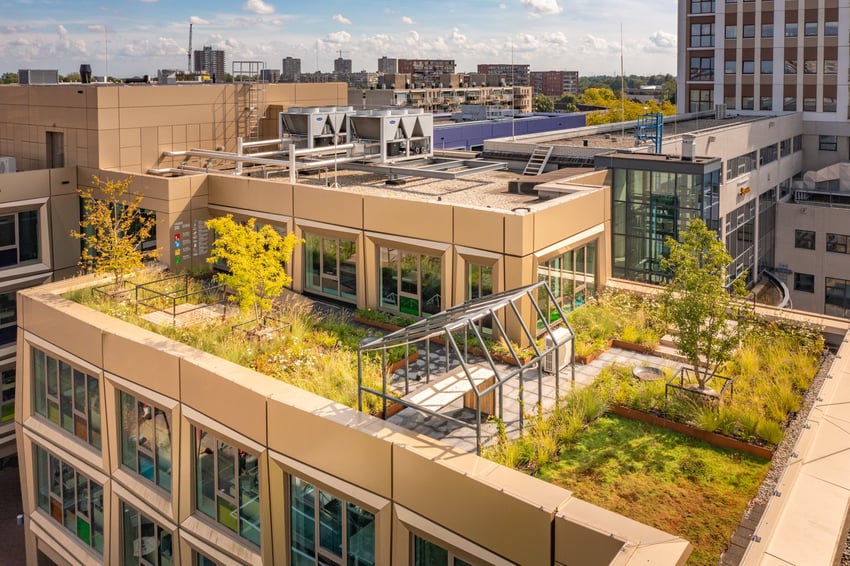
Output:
[609, 404, 774, 460]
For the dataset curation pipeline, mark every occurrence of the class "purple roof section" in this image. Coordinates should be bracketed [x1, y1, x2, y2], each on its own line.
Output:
[433, 113, 586, 150]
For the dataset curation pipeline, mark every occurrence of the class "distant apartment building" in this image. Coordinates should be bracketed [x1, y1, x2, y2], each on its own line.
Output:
[334, 57, 353, 78]
[531, 71, 579, 97]
[193, 46, 226, 82]
[351, 85, 533, 113]
[398, 59, 456, 87]
[281, 57, 301, 82]
[477, 64, 530, 86]
[378, 56, 398, 74]
[259, 69, 280, 83]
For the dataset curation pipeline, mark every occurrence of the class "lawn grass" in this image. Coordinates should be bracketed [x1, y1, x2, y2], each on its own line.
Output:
[538, 414, 770, 566]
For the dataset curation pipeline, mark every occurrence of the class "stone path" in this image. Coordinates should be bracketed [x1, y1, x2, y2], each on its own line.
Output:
[386, 345, 683, 454]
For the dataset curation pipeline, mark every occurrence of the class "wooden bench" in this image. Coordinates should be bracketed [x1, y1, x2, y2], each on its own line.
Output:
[401, 364, 495, 414]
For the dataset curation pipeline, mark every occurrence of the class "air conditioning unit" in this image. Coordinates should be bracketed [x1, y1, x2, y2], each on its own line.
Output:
[0, 157, 16, 174]
[543, 326, 572, 374]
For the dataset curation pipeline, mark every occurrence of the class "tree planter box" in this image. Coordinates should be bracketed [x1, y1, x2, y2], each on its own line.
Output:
[609, 404, 774, 460]
[354, 316, 403, 332]
[576, 340, 614, 364]
[611, 339, 655, 355]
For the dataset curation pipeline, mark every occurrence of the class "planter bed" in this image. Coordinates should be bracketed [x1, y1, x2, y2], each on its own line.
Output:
[609, 404, 773, 460]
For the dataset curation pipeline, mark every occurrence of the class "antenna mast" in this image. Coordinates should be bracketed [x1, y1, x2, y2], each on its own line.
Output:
[188, 23, 193, 73]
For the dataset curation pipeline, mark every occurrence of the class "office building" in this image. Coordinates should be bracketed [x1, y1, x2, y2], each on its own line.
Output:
[281, 57, 301, 83]
[193, 46, 226, 83]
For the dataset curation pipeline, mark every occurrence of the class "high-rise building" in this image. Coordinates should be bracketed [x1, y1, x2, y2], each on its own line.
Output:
[530, 71, 579, 97]
[477, 64, 530, 86]
[334, 57, 353, 77]
[193, 46, 226, 83]
[377, 56, 398, 74]
[259, 69, 280, 83]
[398, 59, 456, 87]
[281, 56, 301, 82]
[677, 0, 845, 122]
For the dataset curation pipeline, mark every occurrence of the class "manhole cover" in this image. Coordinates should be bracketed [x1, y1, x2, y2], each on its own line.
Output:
[633, 366, 664, 381]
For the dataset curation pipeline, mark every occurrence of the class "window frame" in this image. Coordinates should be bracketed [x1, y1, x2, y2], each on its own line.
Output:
[827, 234, 850, 255]
[794, 273, 815, 293]
[303, 232, 358, 303]
[119, 390, 172, 493]
[794, 229, 816, 250]
[0, 365, 14, 424]
[819, 135, 838, 151]
[379, 247, 442, 318]
[0, 208, 40, 269]
[121, 501, 174, 566]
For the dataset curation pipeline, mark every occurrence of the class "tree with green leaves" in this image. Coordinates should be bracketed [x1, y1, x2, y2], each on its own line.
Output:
[661, 218, 749, 391]
[206, 215, 301, 322]
[534, 93, 554, 112]
[72, 176, 159, 291]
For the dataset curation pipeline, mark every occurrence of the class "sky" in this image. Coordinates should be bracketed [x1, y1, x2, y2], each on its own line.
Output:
[0, 0, 678, 79]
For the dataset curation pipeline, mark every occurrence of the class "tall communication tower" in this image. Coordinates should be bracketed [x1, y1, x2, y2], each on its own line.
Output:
[187, 23, 193, 73]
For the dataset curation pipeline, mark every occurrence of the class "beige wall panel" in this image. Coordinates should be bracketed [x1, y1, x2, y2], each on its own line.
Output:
[50, 193, 85, 272]
[293, 185, 362, 228]
[27, 86, 87, 108]
[266, 389, 394, 498]
[208, 176, 293, 217]
[534, 192, 606, 251]
[119, 146, 141, 170]
[157, 125, 172, 145]
[35, 107, 87, 130]
[189, 174, 209, 198]
[503, 213, 534, 257]
[453, 207, 505, 253]
[554, 516, 624, 565]
[172, 125, 187, 144]
[140, 126, 159, 171]
[102, 330, 183, 399]
[186, 124, 200, 144]
[179, 355, 269, 444]
[120, 127, 141, 148]
[97, 130, 120, 169]
[49, 167, 77, 195]
[363, 196, 452, 242]
[393, 442, 565, 564]
[118, 84, 228, 108]
[0, 169, 50, 199]
[91, 85, 118, 108]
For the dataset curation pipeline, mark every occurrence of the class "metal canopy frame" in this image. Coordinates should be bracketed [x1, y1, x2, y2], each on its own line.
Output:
[357, 282, 575, 454]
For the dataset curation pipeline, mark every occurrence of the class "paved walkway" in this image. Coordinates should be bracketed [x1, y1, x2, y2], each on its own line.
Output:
[387, 345, 683, 454]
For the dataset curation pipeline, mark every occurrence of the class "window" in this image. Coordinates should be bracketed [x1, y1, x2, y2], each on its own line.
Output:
[0, 209, 39, 268]
[725, 25, 737, 39]
[412, 535, 473, 566]
[760, 60, 773, 74]
[724, 60, 736, 74]
[724, 96, 737, 110]
[32, 347, 101, 450]
[689, 88, 713, 112]
[195, 552, 219, 565]
[827, 234, 850, 254]
[379, 248, 441, 317]
[35, 445, 103, 554]
[823, 97, 837, 113]
[690, 0, 715, 14]
[826, 277, 850, 318]
[690, 23, 715, 47]
[743, 24, 755, 38]
[46, 131, 64, 168]
[304, 233, 357, 302]
[784, 59, 797, 74]
[759, 144, 777, 166]
[194, 428, 260, 546]
[289, 475, 376, 566]
[794, 273, 815, 293]
[537, 241, 597, 324]
[1, 367, 13, 423]
[780, 138, 792, 157]
[824, 60, 837, 74]
[467, 262, 493, 334]
[742, 60, 754, 74]
[761, 23, 774, 38]
[804, 60, 817, 74]
[793, 135, 803, 152]
[785, 23, 798, 37]
[759, 97, 773, 111]
[121, 502, 173, 566]
[804, 22, 818, 36]
[795, 229, 815, 250]
[819, 135, 838, 151]
[726, 152, 757, 180]
[0, 290, 16, 345]
[689, 57, 714, 81]
[803, 98, 817, 111]
[119, 391, 171, 492]
[783, 97, 797, 111]
[824, 21, 838, 36]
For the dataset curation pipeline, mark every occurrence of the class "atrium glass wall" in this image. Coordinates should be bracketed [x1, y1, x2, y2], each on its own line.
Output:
[611, 166, 720, 283]
[536, 240, 597, 326]
[304, 233, 357, 302]
[379, 247, 441, 317]
[119, 391, 172, 492]
[725, 200, 756, 284]
[35, 445, 104, 554]
[757, 188, 776, 272]
[194, 428, 260, 546]
[289, 475, 376, 566]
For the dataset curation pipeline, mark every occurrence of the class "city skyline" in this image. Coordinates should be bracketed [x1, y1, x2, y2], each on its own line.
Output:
[0, 0, 678, 78]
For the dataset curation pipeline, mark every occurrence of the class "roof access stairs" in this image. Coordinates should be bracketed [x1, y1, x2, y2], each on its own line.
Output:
[522, 145, 554, 175]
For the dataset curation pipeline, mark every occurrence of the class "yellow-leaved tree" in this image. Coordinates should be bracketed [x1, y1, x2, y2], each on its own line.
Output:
[71, 176, 159, 291]
[205, 215, 302, 322]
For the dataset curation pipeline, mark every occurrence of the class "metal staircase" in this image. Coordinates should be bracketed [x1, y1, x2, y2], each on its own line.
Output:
[523, 145, 553, 175]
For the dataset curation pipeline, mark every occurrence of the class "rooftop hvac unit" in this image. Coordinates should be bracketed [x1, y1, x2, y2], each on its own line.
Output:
[542, 326, 571, 374]
[0, 157, 16, 174]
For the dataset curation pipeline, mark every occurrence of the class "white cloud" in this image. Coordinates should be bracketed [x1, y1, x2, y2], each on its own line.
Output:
[645, 30, 676, 53]
[520, 0, 562, 16]
[120, 37, 183, 57]
[322, 31, 351, 45]
[332, 14, 351, 25]
[87, 24, 105, 32]
[57, 25, 68, 38]
[243, 0, 275, 15]
[401, 16, 415, 25]
[190, 16, 209, 25]
[136, 0, 158, 3]
[499, 3, 508, 8]
[451, 28, 467, 45]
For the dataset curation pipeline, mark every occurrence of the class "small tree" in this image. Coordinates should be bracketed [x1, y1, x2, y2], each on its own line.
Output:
[661, 218, 748, 391]
[205, 215, 301, 322]
[534, 93, 554, 112]
[72, 176, 159, 290]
